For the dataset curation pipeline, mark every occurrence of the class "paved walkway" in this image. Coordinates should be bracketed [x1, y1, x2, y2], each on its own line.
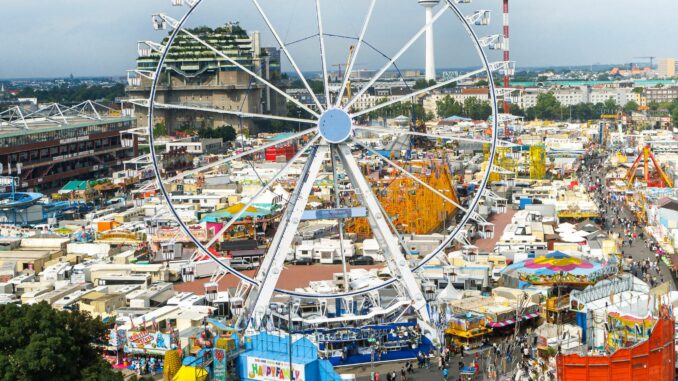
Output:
[579, 152, 676, 290]
[346, 344, 527, 381]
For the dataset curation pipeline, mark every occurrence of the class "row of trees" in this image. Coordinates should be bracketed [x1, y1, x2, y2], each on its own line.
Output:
[153, 122, 237, 142]
[520, 93, 626, 121]
[366, 100, 434, 121]
[18, 84, 125, 103]
[435, 96, 494, 121]
[647, 98, 678, 125]
[431, 92, 659, 123]
[521, 93, 678, 124]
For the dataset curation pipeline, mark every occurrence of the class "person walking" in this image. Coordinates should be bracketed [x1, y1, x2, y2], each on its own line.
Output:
[443, 367, 449, 381]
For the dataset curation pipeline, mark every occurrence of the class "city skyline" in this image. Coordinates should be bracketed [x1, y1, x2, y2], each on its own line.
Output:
[0, 0, 677, 79]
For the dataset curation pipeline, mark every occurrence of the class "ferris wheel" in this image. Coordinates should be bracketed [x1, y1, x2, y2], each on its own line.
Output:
[138, 0, 510, 333]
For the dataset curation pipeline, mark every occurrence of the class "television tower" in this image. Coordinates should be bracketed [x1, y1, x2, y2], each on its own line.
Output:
[419, 0, 440, 82]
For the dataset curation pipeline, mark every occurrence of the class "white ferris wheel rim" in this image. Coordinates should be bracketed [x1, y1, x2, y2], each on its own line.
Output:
[146, 0, 500, 299]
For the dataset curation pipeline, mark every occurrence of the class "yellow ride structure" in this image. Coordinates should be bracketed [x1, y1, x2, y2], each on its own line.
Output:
[483, 144, 546, 182]
[529, 145, 546, 180]
[347, 158, 459, 237]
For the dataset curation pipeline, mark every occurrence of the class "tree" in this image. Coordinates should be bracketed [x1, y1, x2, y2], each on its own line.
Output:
[508, 103, 524, 117]
[436, 96, 463, 118]
[623, 100, 639, 114]
[153, 122, 167, 137]
[290, 79, 324, 94]
[366, 98, 430, 121]
[533, 93, 561, 120]
[254, 101, 316, 133]
[603, 97, 618, 114]
[463, 98, 492, 120]
[198, 125, 236, 141]
[413, 79, 436, 90]
[17, 84, 125, 103]
[0, 303, 124, 381]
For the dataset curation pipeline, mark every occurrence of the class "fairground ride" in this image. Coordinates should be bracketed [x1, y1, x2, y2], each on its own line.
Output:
[139, 0, 510, 338]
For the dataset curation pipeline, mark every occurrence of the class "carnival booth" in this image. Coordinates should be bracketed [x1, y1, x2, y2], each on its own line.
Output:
[569, 274, 653, 349]
[237, 332, 344, 381]
[501, 251, 617, 288]
[444, 312, 492, 349]
[107, 317, 242, 381]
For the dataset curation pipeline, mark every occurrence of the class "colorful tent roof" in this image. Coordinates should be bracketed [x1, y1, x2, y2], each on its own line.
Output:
[443, 115, 472, 122]
[201, 203, 272, 223]
[60, 180, 88, 192]
[506, 251, 602, 276]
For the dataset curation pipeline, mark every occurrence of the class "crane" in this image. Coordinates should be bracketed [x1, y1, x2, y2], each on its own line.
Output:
[634, 56, 656, 69]
[331, 46, 355, 101]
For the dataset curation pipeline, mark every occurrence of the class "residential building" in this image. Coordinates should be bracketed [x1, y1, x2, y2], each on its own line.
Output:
[165, 138, 223, 155]
[657, 58, 676, 78]
[645, 86, 678, 103]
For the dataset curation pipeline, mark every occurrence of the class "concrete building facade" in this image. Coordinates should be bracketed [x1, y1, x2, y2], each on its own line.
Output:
[127, 23, 285, 134]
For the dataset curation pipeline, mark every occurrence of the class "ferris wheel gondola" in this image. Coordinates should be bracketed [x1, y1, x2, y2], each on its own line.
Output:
[142, 0, 505, 333]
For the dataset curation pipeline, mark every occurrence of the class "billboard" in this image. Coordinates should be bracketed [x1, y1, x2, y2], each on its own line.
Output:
[246, 357, 305, 381]
[213, 348, 227, 381]
[125, 330, 172, 352]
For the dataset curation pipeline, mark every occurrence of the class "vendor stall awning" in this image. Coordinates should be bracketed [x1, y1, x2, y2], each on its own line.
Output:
[487, 313, 540, 328]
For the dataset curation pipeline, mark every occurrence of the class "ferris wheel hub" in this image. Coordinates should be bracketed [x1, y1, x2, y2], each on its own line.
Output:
[318, 108, 353, 144]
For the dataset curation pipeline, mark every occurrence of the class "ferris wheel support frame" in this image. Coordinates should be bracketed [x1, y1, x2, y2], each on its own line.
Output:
[146, 0, 500, 318]
[240, 145, 328, 327]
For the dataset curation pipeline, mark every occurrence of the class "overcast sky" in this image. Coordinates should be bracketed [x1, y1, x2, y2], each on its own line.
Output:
[0, 0, 676, 79]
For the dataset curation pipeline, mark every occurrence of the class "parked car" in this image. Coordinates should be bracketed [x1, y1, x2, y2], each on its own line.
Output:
[289, 257, 313, 266]
[349, 256, 374, 265]
[231, 257, 258, 270]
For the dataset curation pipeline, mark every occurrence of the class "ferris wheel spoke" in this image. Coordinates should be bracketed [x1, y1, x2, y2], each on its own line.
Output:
[335, 0, 377, 108]
[343, 4, 449, 111]
[186, 134, 321, 261]
[314, 0, 331, 108]
[140, 128, 316, 191]
[251, 0, 325, 112]
[354, 126, 516, 147]
[335, 144, 430, 321]
[244, 145, 329, 327]
[131, 99, 317, 125]
[350, 67, 487, 118]
[154, 14, 320, 119]
[353, 141, 485, 224]
[330, 146, 350, 291]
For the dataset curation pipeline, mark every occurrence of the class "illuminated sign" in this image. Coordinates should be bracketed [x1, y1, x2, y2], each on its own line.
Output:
[301, 207, 366, 221]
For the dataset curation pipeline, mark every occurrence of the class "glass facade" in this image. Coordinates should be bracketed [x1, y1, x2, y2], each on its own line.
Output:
[0, 119, 133, 148]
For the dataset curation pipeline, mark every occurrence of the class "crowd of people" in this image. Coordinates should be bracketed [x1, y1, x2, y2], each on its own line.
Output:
[578, 150, 672, 288]
[369, 332, 547, 381]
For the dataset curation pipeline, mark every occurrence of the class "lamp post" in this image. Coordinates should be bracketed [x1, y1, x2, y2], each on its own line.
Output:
[296, 110, 302, 133]
[423, 283, 440, 349]
[466, 249, 476, 263]
[446, 267, 458, 286]
[276, 301, 298, 381]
